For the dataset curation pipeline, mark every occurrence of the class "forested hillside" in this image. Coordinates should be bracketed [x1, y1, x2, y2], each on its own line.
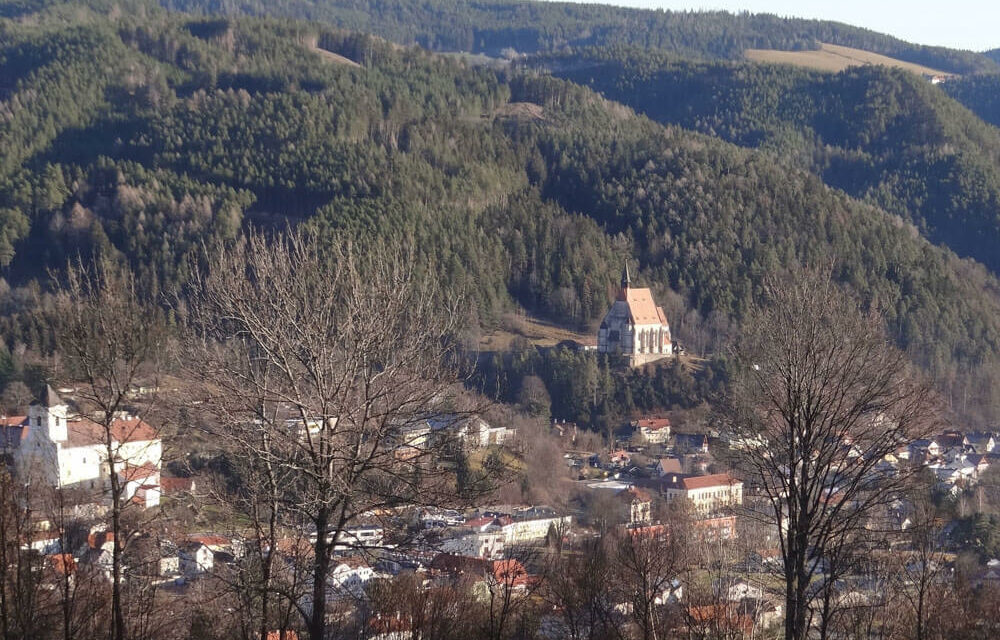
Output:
[152, 0, 999, 74]
[944, 74, 1000, 128]
[537, 49, 1000, 277]
[4, 0, 1000, 422]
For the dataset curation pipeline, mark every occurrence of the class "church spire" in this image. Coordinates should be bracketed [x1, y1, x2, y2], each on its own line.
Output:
[621, 261, 632, 290]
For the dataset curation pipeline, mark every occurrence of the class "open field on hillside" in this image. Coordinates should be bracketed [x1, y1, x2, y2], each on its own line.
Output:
[745, 43, 955, 77]
[478, 313, 594, 351]
[311, 44, 361, 67]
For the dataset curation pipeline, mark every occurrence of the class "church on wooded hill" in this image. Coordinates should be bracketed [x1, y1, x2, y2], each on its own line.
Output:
[597, 263, 673, 367]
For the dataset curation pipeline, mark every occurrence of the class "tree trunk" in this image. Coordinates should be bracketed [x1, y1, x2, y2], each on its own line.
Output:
[310, 509, 331, 640]
[110, 447, 126, 640]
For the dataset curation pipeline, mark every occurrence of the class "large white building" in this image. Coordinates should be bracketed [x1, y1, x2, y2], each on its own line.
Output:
[4, 386, 162, 507]
[598, 264, 673, 367]
[661, 473, 743, 516]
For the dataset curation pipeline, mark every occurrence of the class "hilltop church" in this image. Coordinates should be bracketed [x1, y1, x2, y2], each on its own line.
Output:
[597, 263, 673, 367]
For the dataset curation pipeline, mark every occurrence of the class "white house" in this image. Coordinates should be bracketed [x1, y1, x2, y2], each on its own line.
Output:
[329, 558, 376, 598]
[965, 432, 996, 454]
[500, 515, 572, 544]
[179, 542, 214, 576]
[441, 531, 505, 559]
[717, 578, 765, 602]
[12, 387, 161, 507]
[598, 263, 673, 367]
[429, 415, 514, 450]
[634, 418, 671, 444]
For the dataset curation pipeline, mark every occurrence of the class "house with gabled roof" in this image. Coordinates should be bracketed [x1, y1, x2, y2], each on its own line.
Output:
[655, 456, 684, 477]
[633, 417, 671, 444]
[618, 486, 652, 525]
[964, 432, 996, 454]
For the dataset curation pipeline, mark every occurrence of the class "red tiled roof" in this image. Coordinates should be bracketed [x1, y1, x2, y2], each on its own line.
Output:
[88, 531, 114, 549]
[48, 553, 76, 576]
[120, 462, 159, 482]
[680, 473, 741, 491]
[637, 418, 671, 431]
[619, 288, 666, 325]
[266, 632, 298, 640]
[688, 605, 753, 633]
[491, 559, 530, 586]
[188, 535, 229, 548]
[66, 417, 158, 448]
[161, 476, 194, 493]
[0, 416, 27, 427]
[464, 516, 497, 529]
[622, 486, 652, 502]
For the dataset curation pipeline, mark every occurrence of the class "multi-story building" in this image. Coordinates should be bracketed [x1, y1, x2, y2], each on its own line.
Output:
[633, 417, 671, 444]
[661, 473, 743, 516]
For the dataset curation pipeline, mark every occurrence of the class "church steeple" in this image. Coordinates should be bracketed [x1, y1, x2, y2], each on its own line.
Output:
[621, 261, 632, 290]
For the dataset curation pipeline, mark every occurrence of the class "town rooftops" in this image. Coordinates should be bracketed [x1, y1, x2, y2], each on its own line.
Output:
[934, 431, 965, 449]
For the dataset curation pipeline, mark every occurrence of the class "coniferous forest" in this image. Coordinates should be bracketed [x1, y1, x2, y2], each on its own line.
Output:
[8, 2, 1000, 640]
[4, 0, 1000, 423]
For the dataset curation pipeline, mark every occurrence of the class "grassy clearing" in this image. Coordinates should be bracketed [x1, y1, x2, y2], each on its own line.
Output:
[478, 313, 593, 351]
[745, 43, 955, 77]
[311, 45, 361, 67]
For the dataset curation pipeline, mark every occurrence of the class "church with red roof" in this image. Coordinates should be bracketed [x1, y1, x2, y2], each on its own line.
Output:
[5, 385, 162, 508]
[597, 262, 673, 367]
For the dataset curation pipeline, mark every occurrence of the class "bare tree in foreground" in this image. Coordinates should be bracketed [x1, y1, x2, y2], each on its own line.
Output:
[723, 270, 936, 640]
[55, 258, 164, 640]
[183, 229, 496, 640]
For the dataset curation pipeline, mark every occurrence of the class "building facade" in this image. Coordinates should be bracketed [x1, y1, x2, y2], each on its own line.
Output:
[11, 386, 162, 507]
[598, 264, 673, 367]
[662, 473, 744, 516]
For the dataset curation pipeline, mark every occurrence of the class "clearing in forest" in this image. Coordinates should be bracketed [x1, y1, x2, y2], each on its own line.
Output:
[744, 42, 955, 77]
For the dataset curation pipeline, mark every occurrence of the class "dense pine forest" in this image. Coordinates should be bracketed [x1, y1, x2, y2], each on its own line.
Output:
[3, 0, 1000, 424]
[155, 0, 1000, 74]
[534, 49, 1000, 275]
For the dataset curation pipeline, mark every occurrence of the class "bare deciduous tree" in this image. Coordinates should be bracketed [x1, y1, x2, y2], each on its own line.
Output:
[54, 257, 165, 640]
[541, 535, 623, 640]
[0, 471, 45, 639]
[723, 270, 936, 640]
[613, 524, 687, 640]
[1, 382, 32, 415]
[182, 229, 497, 640]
